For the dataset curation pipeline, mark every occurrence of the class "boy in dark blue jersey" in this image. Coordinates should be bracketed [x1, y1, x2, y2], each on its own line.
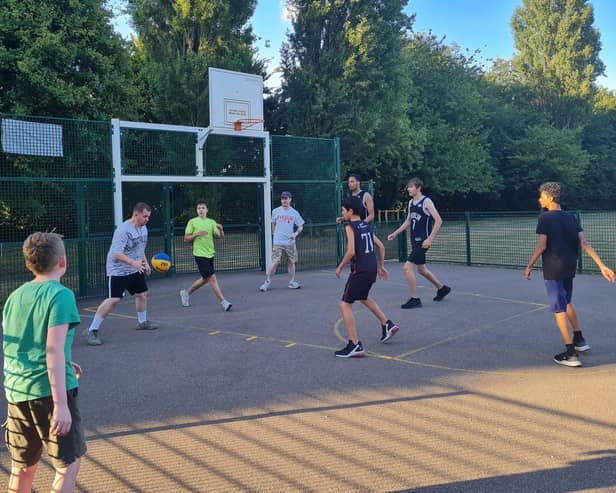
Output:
[388, 177, 450, 308]
[335, 197, 399, 357]
[524, 182, 615, 367]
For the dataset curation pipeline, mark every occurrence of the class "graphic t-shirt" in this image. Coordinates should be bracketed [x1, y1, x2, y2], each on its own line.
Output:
[2, 280, 80, 402]
[272, 206, 304, 246]
[536, 210, 582, 280]
[185, 217, 218, 258]
[106, 220, 148, 276]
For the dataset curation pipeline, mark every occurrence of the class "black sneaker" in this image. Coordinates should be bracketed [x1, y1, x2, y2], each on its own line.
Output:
[553, 351, 582, 367]
[434, 285, 451, 301]
[381, 320, 400, 343]
[335, 340, 365, 358]
[574, 337, 590, 352]
[401, 298, 422, 309]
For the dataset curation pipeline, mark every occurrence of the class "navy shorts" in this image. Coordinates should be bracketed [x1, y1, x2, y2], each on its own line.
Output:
[195, 256, 215, 279]
[108, 272, 148, 298]
[544, 278, 573, 313]
[342, 272, 376, 303]
[406, 241, 428, 265]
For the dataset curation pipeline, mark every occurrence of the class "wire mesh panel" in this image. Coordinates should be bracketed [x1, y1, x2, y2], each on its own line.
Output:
[121, 182, 265, 276]
[121, 127, 197, 176]
[204, 134, 265, 177]
[271, 136, 339, 272]
[1, 115, 111, 178]
[1, 115, 114, 302]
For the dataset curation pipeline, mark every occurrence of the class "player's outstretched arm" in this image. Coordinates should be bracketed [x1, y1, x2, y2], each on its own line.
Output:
[580, 233, 616, 283]
[388, 215, 410, 241]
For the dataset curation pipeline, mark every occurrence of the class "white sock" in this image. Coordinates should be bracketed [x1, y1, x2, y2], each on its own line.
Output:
[137, 311, 147, 323]
[89, 316, 104, 332]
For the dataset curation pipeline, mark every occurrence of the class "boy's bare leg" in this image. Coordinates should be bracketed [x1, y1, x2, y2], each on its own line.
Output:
[93, 297, 121, 318]
[187, 277, 208, 295]
[566, 303, 581, 332]
[207, 274, 225, 302]
[287, 261, 296, 282]
[51, 458, 80, 493]
[9, 463, 37, 493]
[360, 298, 387, 325]
[266, 261, 280, 280]
[339, 301, 359, 344]
[417, 264, 444, 290]
[134, 291, 147, 313]
[403, 261, 418, 297]
[554, 312, 573, 344]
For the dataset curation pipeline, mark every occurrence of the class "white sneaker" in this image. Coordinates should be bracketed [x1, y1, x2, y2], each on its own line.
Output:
[221, 300, 232, 311]
[288, 280, 301, 289]
[180, 289, 190, 307]
[259, 279, 271, 292]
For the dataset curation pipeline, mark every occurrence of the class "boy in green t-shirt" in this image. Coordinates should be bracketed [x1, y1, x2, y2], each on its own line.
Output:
[180, 199, 232, 310]
[2, 232, 86, 492]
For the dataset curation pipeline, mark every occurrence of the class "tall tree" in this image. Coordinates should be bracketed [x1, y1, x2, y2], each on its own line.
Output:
[276, 0, 417, 206]
[403, 34, 500, 203]
[0, 0, 140, 119]
[127, 0, 264, 126]
[510, 0, 604, 126]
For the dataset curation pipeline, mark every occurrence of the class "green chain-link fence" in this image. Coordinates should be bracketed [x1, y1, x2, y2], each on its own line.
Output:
[3, 115, 615, 304]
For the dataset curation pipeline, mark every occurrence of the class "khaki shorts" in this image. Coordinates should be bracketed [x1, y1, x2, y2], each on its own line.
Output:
[272, 244, 298, 264]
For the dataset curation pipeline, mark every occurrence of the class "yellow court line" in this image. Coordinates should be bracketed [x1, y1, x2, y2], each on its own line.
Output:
[82, 307, 139, 320]
[395, 305, 548, 358]
[153, 317, 615, 376]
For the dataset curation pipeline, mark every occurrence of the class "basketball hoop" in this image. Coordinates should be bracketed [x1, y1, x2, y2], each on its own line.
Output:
[233, 118, 264, 131]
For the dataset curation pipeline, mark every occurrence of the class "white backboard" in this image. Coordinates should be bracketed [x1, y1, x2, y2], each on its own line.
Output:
[209, 68, 264, 131]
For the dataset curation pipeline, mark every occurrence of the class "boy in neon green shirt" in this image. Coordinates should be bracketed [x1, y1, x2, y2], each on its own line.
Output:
[2, 232, 86, 491]
[180, 199, 232, 310]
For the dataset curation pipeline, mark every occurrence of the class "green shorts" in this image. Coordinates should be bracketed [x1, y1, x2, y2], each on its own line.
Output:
[4, 388, 87, 469]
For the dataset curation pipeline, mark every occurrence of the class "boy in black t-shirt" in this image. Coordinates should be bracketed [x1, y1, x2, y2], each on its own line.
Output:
[335, 197, 399, 358]
[524, 182, 615, 367]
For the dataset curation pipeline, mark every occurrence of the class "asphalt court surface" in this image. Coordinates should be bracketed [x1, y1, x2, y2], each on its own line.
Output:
[2, 263, 616, 492]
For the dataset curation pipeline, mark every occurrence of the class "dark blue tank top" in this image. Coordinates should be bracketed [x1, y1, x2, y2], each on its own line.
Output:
[409, 197, 431, 242]
[345, 190, 367, 220]
[348, 220, 377, 274]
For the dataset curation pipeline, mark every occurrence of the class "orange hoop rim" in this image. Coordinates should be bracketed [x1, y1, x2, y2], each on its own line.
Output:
[233, 118, 264, 131]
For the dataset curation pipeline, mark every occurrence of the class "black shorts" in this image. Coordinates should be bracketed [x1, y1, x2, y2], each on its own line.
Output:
[195, 256, 215, 279]
[108, 272, 148, 298]
[407, 241, 428, 265]
[4, 388, 86, 469]
[342, 272, 376, 303]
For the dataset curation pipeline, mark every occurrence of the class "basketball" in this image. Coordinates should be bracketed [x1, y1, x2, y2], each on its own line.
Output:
[151, 253, 172, 272]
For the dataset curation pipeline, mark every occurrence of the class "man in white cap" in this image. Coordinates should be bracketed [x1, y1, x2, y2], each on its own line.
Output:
[260, 191, 305, 291]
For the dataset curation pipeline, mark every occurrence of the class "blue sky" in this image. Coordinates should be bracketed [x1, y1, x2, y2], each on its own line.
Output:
[112, 0, 615, 91]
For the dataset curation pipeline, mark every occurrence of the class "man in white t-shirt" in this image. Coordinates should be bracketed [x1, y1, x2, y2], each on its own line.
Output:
[259, 191, 305, 291]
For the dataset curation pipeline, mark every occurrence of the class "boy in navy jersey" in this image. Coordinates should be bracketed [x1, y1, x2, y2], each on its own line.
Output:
[335, 197, 399, 357]
[388, 177, 450, 308]
[524, 182, 615, 367]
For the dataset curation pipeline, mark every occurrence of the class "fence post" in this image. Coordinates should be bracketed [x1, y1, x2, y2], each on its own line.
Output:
[398, 222, 407, 262]
[465, 211, 472, 266]
[576, 210, 583, 273]
[76, 182, 88, 296]
[163, 184, 173, 274]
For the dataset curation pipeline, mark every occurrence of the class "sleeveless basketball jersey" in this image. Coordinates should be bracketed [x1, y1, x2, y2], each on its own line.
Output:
[348, 220, 377, 274]
[345, 190, 367, 220]
[409, 196, 431, 242]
